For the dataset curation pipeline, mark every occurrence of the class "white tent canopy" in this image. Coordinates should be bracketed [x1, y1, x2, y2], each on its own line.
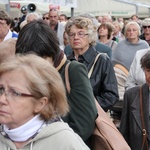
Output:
[73, 0, 136, 17]
[113, 0, 150, 17]
[0, 0, 150, 18]
[72, 0, 150, 17]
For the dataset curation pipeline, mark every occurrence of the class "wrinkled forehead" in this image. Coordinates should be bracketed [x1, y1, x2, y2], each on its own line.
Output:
[49, 10, 59, 17]
[127, 24, 139, 29]
[43, 13, 49, 17]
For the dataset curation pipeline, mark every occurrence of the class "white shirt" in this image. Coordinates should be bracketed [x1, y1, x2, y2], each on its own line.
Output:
[3, 30, 13, 41]
[125, 48, 150, 90]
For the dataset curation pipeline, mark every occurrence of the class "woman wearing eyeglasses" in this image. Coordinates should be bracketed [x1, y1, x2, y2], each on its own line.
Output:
[66, 17, 119, 112]
[139, 18, 150, 46]
[0, 54, 90, 150]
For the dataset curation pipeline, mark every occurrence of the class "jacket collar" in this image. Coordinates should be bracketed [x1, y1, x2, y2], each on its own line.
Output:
[68, 46, 97, 64]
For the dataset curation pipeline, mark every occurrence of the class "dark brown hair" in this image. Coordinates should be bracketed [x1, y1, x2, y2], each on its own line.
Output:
[98, 22, 115, 39]
[141, 50, 150, 69]
[0, 10, 12, 25]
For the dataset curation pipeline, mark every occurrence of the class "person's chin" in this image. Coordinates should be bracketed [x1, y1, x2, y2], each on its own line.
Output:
[73, 46, 81, 50]
[0, 116, 9, 125]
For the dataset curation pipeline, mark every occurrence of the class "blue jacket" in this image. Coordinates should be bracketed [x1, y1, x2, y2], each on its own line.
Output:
[12, 32, 18, 38]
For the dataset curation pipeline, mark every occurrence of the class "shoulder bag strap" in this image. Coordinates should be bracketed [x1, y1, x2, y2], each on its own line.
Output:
[110, 40, 114, 48]
[88, 53, 101, 78]
[65, 63, 71, 93]
[65, 53, 101, 92]
[140, 87, 148, 150]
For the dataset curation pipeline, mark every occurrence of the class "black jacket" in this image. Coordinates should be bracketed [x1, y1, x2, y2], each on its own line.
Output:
[139, 34, 150, 46]
[68, 46, 119, 111]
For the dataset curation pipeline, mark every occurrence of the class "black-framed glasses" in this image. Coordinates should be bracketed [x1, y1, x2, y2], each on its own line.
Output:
[68, 32, 88, 39]
[143, 26, 150, 29]
[42, 17, 49, 20]
[0, 87, 34, 100]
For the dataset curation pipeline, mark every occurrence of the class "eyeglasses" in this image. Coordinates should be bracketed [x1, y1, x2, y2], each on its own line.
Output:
[0, 87, 34, 100]
[68, 32, 88, 39]
[42, 17, 49, 20]
[143, 26, 150, 29]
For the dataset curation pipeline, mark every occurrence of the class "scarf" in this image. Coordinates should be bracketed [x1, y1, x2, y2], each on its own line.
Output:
[3, 114, 44, 142]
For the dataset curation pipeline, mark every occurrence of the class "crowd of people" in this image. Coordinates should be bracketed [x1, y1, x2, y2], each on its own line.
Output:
[0, 8, 150, 149]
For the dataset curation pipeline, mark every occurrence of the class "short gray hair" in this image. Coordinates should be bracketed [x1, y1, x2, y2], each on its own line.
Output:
[26, 12, 41, 21]
[142, 18, 150, 26]
[65, 16, 98, 46]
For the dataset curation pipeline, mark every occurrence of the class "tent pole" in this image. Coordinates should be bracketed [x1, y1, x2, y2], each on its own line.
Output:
[135, 5, 138, 16]
[5, 0, 10, 14]
[71, 7, 74, 17]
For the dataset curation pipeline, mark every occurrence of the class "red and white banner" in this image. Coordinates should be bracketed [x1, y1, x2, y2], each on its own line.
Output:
[10, 2, 20, 9]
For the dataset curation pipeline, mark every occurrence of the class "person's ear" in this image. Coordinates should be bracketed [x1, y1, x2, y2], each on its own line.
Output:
[34, 97, 48, 113]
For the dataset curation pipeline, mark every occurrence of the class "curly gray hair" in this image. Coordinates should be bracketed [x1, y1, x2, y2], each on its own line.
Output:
[65, 16, 98, 46]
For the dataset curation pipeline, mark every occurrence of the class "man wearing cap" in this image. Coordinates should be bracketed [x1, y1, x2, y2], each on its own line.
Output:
[139, 18, 150, 46]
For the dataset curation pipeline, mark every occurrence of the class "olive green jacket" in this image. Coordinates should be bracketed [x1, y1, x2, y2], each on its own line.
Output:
[59, 60, 97, 141]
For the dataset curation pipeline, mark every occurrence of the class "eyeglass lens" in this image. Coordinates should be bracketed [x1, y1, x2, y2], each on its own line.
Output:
[69, 32, 88, 38]
[43, 17, 49, 20]
[0, 87, 33, 98]
[143, 26, 150, 29]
